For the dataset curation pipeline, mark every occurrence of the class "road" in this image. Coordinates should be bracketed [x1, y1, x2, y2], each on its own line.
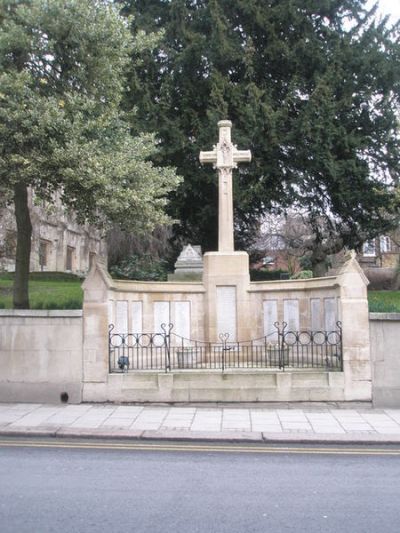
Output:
[0, 439, 399, 533]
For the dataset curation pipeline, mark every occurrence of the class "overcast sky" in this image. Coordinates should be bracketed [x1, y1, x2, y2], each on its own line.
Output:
[376, 0, 400, 23]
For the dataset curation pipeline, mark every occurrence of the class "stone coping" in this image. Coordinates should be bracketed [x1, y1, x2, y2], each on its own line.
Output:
[249, 276, 339, 291]
[0, 309, 83, 317]
[369, 312, 400, 321]
[111, 280, 206, 293]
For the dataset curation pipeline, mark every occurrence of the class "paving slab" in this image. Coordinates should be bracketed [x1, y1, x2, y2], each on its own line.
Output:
[1, 403, 400, 444]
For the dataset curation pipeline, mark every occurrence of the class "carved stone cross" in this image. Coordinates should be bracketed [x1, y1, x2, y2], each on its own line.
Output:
[199, 120, 251, 252]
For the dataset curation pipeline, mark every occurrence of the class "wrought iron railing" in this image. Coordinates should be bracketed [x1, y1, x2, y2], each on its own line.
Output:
[109, 322, 342, 373]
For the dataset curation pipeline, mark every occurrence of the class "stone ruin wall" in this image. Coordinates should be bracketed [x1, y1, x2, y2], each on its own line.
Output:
[0, 189, 106, 275]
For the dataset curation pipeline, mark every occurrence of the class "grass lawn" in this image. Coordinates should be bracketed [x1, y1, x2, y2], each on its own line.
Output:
[368, 290, 400, 313]
[0, 272, 399, 313]
[0, 272, 83, 309]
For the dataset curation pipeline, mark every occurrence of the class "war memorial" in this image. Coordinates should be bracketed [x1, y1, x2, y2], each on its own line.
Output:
[1, 120, 399, 406]
[78, 120, 373, 404]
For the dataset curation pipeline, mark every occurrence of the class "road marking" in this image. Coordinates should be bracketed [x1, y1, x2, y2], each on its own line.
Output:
[0, 439, 399, 456]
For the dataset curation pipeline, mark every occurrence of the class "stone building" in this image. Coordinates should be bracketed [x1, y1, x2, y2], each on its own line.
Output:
[360, 233, 400, 269]
[0, 190, 107, 275]
[358, 233, 400, 289]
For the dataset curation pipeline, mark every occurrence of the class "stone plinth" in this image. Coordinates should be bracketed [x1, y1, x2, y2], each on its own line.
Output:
[167, 244, 203, 281]
[338, 251, 372, 401]
[202, 251, 251, 342]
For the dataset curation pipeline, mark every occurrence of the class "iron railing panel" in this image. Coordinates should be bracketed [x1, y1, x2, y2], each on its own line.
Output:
[108, 322, 343, 373]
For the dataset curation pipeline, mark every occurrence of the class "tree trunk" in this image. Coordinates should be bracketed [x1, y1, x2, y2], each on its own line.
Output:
[312, 260, 328, 278]
[13, 183, 32, 309]
[310, 245, 328, 278]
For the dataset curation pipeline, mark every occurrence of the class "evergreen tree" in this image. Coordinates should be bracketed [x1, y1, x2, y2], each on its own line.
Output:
[0, 0, 180, 308]
[117, 0, 400, 273]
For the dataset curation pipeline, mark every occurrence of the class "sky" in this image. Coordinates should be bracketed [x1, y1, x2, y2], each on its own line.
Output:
[375, 0, 400, 23]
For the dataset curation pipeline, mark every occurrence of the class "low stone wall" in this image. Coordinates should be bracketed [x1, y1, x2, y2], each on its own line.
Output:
[370, 313, 400, 407]
[82, 254, 372, 403]
[3, 308, 397, 406]
[83, 370, 345, 403]
[0, 310, 83, 404]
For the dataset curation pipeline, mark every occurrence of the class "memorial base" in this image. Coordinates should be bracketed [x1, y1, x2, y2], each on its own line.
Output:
[202, 251, 251, 342]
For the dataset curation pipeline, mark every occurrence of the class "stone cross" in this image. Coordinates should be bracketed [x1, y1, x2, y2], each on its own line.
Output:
[199, 120, 251, 252]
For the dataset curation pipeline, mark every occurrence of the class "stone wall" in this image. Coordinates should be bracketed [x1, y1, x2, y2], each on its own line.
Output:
[80, 253, 372, 403]
[84, 371, 345, 403]
[0, 310, 83, 403]
[370, 313, 400, 407]
[0, 252, 383, 406]
[0, 189, 107, 274]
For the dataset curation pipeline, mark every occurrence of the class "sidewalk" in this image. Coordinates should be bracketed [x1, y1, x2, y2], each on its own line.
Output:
[1, 402, 400, 444]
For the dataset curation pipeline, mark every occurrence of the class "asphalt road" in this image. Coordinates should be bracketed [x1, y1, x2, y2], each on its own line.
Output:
[0, 439, 400, 533]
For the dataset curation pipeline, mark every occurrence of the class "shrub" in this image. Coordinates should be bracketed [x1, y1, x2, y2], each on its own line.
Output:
[364, 268, 396, 290]
[250, 269, 289, 281]
[291, 270, 313, 280]
[110, 254, 168, 281]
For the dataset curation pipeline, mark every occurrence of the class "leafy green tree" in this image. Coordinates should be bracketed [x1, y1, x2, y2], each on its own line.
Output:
[117, 0, 400, 274]
[0, 0, 180, 308]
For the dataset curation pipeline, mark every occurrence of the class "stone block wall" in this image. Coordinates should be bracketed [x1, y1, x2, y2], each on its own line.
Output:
[0, 253, 384, 405]
[370, 313, 400, 407]
[0, 310, 83, 403]
[80, 254, 372, 403]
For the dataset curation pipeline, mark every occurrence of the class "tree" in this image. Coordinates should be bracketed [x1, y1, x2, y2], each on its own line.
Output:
[107, 224, 174, 269]
[0, 0, 180, 308]
[117, 0, 400, 273]
[256, 211, 347, 277]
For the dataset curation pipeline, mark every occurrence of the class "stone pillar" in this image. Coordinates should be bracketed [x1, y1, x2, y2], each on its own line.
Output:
[203, 251, 251, 342]
[338, 251, 372, 401]
[199, 120, 251, 253]
[56, 226, 66, 271]
[81, 259, 112, 400]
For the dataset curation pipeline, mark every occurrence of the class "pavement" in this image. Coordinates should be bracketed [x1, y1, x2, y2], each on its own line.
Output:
[2, 402, 400, 444]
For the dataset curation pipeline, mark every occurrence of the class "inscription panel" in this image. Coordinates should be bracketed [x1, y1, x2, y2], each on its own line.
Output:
[173, 301, 191, 341]
[216, 286, 237, 341]
[284, 299, 299, 331]
[263, 300, 278, 341]
[131, 301, 143, 334]
[154, 301, 170, 333]
[324, 298, 337, 331]
[310, 298, 322, 331]
[115, 300, 128, 334]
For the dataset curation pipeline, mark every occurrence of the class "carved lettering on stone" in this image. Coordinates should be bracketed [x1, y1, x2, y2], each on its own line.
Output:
[324, 298, 337, 331]
[173, 301, 191, 345]
[131, 301, 143, 335]
[284, 299, 299, 332]
[115, 300, 128, 334]
[216, 286, 237, 341]
[263, 300, 278, 341]
[310, 298, 322, 331]
[153, 301, 170, 333]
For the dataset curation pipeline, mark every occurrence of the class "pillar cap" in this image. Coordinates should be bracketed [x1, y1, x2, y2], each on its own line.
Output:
[218, 120, 232, 128]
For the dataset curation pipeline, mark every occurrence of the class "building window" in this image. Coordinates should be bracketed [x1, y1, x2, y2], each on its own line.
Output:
[380, 236, 391, 254]
[39, 240, 50, 270]
[362, 240, 376, 257]
[3, 231, 17, 258]
[66, 246, 75, 271]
